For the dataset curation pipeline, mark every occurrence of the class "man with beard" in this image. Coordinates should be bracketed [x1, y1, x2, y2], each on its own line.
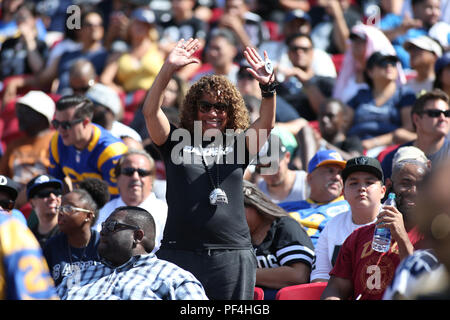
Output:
[56, 206, 207, 300]
[321, 154, 427, 300]
[280, 149, 348, 246]
[93, 150, 167, 254]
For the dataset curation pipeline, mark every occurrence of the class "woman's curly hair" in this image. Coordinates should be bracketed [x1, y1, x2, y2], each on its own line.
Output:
[179, 75, 250, 133]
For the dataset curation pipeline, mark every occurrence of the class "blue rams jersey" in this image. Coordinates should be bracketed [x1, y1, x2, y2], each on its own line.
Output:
[279, 196, 350, 246]
[48, 124, 128, 197]
[0, 212, 57, 299]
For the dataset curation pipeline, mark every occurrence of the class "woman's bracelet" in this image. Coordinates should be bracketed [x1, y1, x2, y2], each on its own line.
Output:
[259, 80, 279, 98]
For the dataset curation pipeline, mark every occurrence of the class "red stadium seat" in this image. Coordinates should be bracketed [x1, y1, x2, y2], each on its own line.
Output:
[275, 282, 327, 300]
[254, 287, 264, 300]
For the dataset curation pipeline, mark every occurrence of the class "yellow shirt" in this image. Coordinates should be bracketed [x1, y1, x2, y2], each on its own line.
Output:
[116, 44, 164, 92]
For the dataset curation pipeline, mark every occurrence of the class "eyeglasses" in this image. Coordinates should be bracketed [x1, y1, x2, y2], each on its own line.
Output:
[51, 118, 83, 130]
[198, 101, 227, 114]
[289, 45, 312, 53]
[101, 220, 139, 235]
[58, 205, 92, 215]
[0, 199, 15, 211]
[419, 109, 450, 118]
[120, 167, 153, 177]
[34, 189, 62, 199]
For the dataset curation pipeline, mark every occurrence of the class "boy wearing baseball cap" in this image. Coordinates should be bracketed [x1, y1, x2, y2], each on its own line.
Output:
[321, 156, 424, 300]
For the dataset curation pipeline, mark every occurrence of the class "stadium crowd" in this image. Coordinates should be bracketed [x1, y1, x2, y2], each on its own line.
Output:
[0, 0, 450, 300]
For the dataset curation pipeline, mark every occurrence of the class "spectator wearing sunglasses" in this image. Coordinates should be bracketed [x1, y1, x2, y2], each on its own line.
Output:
[381, 89, 450, 178]
[0, 175, 26, 225]
[48, 95, 128, 199]
[347, 52, 417, 156]
[57, 206, 207, 300]
[93, 150, 167, 254]
[43, 182, 105, 287]
[26, 174, 63, 248]
[143, 39, 276, 300]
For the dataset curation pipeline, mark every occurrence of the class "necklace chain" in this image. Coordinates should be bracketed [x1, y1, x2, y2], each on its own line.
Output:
[199, 145, 222, 190]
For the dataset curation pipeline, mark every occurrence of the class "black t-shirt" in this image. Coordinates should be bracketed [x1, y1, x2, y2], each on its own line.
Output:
[157, 125, 254, 250]
[255, 216, 315, 269]
[159, 17, 208, 44]
[0, 37, 49, 80]
[30, 224, 60, 249]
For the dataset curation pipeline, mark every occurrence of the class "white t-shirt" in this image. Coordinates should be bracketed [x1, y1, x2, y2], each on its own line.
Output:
[93, 193, 168, 253]
[310, 210, 376, 282]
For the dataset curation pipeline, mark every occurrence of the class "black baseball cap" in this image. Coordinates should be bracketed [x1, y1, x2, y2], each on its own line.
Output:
[341, 156, 384, 183]
[366, 52, 399, 70]
[0, 175, 20, 200]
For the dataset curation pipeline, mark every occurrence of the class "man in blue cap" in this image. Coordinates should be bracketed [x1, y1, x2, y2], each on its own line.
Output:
[279, 149, 348, 245]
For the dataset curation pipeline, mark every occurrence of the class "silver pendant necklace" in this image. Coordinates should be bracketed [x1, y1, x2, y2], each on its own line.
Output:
[199, 145, 228, 205]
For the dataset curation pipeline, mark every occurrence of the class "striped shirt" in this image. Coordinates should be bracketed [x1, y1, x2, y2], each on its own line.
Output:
[56, 254, 208, 300]
[48, 124, 127, 197]
[255, 216, 315, 269]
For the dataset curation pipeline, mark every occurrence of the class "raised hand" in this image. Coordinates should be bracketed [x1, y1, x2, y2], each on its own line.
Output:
[243, 47, 274, 85]
[166, 38, 201, 71]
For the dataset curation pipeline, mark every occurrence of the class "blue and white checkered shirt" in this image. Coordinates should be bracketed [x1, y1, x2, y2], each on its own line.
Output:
[56, 253, 208, 300]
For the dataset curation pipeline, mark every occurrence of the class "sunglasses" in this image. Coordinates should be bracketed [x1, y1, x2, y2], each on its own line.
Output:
[34, 189, 62, 199]
[51, 118, 83, 130]
[198, 101, 227, 114]
[419, 109, 450, 118]
[101, 220, 139, 235]
[0, 199, 15, 211]
[289, 45, 312, 52]
[58, 205, 92, 215]
[120, 167, 153, 177]
[375, 60, 397, 68]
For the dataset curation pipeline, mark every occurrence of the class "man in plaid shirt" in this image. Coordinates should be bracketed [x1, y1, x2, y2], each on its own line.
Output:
[56, 206, 208, 300]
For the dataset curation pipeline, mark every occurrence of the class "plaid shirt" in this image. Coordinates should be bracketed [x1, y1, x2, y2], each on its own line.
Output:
[56, 254, 208, 300]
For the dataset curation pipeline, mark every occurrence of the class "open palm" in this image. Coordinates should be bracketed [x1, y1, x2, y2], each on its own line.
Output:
[166, 38, 201, 71]
[243, 47, 274, 85]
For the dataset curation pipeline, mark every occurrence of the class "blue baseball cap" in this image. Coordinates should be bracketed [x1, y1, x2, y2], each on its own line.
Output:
[26, 174, 63, 199]
[308, 150, 346, 173]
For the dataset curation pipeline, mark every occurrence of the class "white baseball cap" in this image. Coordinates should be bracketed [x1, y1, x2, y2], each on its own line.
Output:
[86, 83, 122, 116]
[16, 91, 56, 125]
[404, 36, 443, 57]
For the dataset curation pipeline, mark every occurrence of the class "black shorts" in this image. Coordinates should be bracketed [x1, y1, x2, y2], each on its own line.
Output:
[157, 248, 257, 300]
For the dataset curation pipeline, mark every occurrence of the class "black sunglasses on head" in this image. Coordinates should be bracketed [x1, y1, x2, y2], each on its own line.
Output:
[198, 101, 227, 114]
[0, 199, 15, 211]
[34, 189, 62, 199]
[120, 167, 153, 177]
[101, 220, 139, 235]
[51, 118, 83, 130]
[419, 109, 450, 118]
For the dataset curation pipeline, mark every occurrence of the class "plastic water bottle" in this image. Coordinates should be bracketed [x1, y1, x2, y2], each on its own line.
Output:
[372, 193, 396, 253]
